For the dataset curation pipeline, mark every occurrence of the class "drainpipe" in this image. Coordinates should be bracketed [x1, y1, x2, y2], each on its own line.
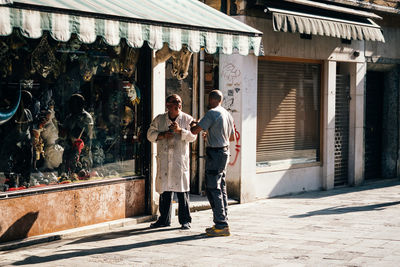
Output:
[199, 49, 205, 194]
[191, 53, 198, 193]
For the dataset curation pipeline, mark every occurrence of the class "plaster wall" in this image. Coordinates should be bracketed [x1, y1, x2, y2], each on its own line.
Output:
[219, 52, 323, 201]
[365, 26, 400, 61]
[238, 54, 258, 203]
[255, 166, 322, 198]
[218, 54, 243, 199]
[224, 16, 365, 199]
[348, 62, 366, 185]
[323, 61, 337, 190]
[150, 59, 166, 214]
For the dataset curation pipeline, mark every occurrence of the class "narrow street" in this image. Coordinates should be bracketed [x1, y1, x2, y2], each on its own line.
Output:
[1, 179, 400, 266]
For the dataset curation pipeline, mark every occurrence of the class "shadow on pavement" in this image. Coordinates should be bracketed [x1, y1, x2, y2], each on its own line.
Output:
[66, 226, 182, 245]
[291, 201, 400, 218]
[12, 233, 207, 265]
[278, 179, 400, 200]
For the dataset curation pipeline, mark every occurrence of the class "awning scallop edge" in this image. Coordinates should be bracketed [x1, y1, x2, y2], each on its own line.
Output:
[0, 6, 263, 56]
[272, 11, 385, 42]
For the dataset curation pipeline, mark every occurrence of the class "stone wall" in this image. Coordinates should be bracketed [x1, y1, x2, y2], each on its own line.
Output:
[0, 179, 145, 243]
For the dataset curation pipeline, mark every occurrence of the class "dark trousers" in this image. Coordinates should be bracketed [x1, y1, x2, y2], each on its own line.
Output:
[205, 147, 229, 229]
[157, 191, 191, 225]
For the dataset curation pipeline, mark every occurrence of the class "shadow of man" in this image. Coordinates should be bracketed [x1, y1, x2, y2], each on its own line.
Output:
[0, 212, 39, 243]
[13, 233, 207, 265]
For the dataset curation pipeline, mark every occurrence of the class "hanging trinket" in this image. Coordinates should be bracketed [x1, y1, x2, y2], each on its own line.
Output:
[120, 44, 139, 78]
[31, 33, 58, 78]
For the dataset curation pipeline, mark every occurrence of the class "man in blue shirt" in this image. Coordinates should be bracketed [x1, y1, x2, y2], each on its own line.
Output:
[191, 90, 234, 237]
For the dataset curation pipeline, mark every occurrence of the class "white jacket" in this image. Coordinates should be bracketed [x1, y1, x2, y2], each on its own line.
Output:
[147, 111, 197, 193]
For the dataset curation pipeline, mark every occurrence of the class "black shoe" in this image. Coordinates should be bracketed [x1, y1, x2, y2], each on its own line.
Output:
[150, 221, 170, 228]
[181, 223, 191, 230]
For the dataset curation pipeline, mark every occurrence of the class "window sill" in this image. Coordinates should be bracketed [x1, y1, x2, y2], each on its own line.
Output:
[256, 161, 322, 174]
[0, 176, 145, 200]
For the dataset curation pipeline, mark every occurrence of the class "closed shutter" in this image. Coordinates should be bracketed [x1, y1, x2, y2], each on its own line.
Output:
[257, 60, 321, 164]
[334, 74, 350, 186]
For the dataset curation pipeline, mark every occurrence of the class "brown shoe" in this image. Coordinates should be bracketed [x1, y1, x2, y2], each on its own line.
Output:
[206, 226, 230, 237]
[205, 225, 216, 233]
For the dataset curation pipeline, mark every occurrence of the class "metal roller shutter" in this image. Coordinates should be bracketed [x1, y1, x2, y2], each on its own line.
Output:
[257, 60, 321, 165]
[334, 74, 350, 186]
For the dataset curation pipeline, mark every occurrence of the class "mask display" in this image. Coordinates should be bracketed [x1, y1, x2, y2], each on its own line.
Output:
[0, 32, 144, 191]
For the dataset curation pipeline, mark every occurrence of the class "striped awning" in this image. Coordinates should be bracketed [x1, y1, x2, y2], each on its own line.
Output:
[0, 0, 263, 55]
[265, 0, 385, 42]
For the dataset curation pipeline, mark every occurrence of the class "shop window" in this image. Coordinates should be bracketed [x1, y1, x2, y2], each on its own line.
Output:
[0, 31, 145, 192]
[257, 60, 321, 167]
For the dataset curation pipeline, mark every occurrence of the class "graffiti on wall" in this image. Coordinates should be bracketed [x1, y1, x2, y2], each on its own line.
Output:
[229, 124, 241, 166]
[222, 63, 242, 166]
[222, 63, 241, 113]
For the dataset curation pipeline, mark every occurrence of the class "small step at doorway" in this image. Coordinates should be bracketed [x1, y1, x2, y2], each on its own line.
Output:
[173, 194, 239, 215]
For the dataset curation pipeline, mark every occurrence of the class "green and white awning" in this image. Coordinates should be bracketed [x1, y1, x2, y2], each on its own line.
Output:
[0, 0, 263, 55]
[265, 0, 385, 42]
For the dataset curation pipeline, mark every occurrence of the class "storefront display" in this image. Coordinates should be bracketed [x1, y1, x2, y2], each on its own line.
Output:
[0, 31, 144, 192]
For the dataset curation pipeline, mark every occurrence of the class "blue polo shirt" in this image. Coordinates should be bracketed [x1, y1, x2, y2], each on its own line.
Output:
[198, 105, 234, 148]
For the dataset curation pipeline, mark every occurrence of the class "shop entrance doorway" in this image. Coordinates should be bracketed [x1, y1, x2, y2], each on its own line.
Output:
[365, 71, 384, 180]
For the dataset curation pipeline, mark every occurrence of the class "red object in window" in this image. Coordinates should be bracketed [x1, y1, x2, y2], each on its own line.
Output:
[73, 139, 84, 153]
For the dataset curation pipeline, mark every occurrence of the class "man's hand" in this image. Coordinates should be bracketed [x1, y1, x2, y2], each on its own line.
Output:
[190, 120, 203, 135]
[169, 121, 182, 134]
[202, 131, 207, 140]
[189, 120, 198, 128]
[157, 131, 174, 140]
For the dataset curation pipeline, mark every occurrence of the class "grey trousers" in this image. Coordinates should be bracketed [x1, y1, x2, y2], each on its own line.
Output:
[205, 147, 229, 228]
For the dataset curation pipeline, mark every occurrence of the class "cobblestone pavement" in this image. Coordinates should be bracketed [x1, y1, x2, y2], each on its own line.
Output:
[1, 179, 400, 267]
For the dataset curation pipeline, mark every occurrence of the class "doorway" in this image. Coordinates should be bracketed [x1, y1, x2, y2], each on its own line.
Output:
[365, 71, 384, 180]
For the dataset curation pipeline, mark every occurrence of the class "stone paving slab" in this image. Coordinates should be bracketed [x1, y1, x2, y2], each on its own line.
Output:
[1, 179, 400, 266]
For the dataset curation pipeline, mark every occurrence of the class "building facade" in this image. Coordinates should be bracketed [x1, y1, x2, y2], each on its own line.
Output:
[204, 0, 400, 201]
[0, 0, 262, 242]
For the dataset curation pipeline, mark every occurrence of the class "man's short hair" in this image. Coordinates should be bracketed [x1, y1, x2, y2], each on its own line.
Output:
[209, 90, 223, 102]
[166, 94, 182, 105]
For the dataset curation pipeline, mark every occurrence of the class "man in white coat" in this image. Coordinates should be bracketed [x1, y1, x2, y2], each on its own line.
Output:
[147, 94, 197, 230]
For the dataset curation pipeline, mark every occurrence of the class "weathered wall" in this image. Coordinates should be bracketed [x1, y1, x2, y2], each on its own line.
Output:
[224, 15, 372, 199]
[366, 26, 400, 62]
[218, 53, 320, 201]
[237, 54, 258, 202]
[150, 57, 166, 214]
[0, 179, 145, 243]
[255, 166, 322, 198]
[219, 54, 243, 199]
